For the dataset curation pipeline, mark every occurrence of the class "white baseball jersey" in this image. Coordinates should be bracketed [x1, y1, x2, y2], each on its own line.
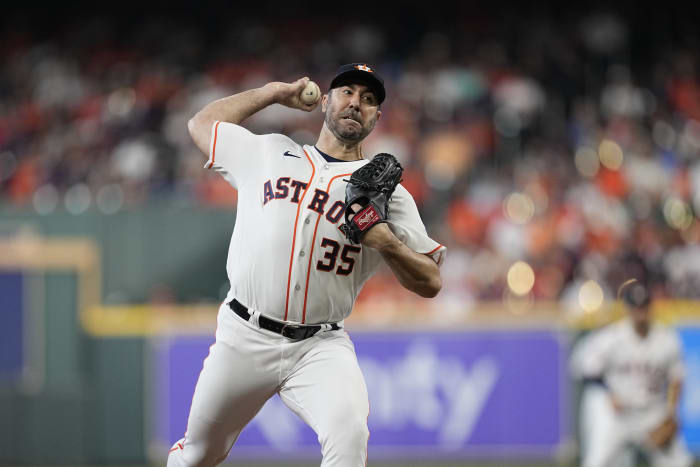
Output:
[574, 318, 685, 411]
[205, 120, 446, 325]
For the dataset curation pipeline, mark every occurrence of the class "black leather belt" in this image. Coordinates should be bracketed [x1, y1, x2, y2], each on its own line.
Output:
[228, 299, 341, 341]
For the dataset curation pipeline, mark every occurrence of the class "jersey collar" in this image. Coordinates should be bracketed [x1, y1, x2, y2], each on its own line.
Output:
[314, 146, 362, 163]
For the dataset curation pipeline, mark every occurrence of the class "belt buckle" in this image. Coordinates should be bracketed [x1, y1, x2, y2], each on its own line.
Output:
[280, 323, 297, 340]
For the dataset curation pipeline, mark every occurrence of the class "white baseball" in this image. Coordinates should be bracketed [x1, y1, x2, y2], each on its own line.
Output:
[301, 81, 320, 105]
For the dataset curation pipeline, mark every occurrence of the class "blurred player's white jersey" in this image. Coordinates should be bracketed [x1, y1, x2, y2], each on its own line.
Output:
[575, 318, 684, 411]
[205, 121, 445, 324]
[572, 318, 692, 467]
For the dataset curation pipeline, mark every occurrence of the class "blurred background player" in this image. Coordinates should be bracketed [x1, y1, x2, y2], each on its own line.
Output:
[571, 279, 693, 467]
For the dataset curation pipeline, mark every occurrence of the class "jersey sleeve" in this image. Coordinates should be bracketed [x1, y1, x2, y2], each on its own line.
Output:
[570, 326, 616, 379]
[202, 121, 271, 189]
[386, 184, 446, 266]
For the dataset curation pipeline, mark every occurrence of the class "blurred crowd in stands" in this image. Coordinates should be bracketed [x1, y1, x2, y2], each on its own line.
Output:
[2, 7, 700, 310]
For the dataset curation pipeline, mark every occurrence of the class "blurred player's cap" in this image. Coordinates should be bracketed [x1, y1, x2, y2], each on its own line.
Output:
[330, 63, 385, 104]
[618, 279, 651, 308]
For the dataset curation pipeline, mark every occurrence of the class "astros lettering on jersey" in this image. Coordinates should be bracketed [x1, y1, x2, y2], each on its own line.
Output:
[205, 120, 446, 325]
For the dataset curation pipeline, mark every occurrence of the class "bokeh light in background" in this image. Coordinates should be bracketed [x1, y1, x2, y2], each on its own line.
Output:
[504, 288, 534, 315]
[64, 183, 91, 215]
[664, 197, 694, 231]
[598, 139, 624, 170]
[653, 120, 677, 150]
[32, 184, 59, 215]
[507, 261, 535, 296]
[96, 184, 125, 214]
[578, 280, 605, 313]
[503, 192, 535, 224]
[575, 147, 600, 178]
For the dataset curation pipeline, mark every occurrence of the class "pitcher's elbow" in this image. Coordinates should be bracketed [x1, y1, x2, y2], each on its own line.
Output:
[187, 114, 199, 139]
[419, 276, 442, 298]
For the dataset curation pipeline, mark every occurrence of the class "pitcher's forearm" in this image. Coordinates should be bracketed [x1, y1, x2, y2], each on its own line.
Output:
[364, 224, 441, 298]
[382, 242, 441, 297]
[198, 87, 277, 125]
[188, 86, 277, 154]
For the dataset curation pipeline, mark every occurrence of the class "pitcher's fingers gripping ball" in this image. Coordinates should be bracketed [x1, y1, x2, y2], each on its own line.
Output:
[340, 153, 403, 244]
[300, 80, 320, 105]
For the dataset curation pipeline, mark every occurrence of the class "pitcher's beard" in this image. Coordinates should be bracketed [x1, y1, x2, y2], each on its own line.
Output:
[326, 115, 370, 144]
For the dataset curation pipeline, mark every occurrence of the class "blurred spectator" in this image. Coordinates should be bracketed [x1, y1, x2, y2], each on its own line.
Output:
[2, 7, 700, 306]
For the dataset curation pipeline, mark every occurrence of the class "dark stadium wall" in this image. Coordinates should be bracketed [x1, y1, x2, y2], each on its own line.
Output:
[0, 207, 235, 463]
[0, 273, 145, 463]
[0, 206, 236, 303]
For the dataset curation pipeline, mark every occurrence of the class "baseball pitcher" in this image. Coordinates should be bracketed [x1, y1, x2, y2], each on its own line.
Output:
[167, 63, 445, 466]
[570, 280, 693, 467]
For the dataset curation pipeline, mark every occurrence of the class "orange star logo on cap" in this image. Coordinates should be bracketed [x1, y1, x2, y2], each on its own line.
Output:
[354, 64, 373, 73]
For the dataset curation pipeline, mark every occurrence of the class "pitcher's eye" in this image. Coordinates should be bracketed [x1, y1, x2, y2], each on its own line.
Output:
[362, 95, 376, 105]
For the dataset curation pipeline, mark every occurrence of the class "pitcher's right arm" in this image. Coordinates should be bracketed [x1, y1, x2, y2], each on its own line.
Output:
[188, 78, 318, 155]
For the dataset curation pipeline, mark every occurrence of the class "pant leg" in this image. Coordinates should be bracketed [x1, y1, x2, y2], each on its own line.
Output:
[648, 435, 693, 467]
[629, 405, 693, 467]
[279, 330, 370, 467]
[580, 386, 628, 467]
[168, 306, 282, 467]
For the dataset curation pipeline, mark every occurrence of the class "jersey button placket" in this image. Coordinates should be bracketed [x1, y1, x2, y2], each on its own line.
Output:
[292, 210, 311, 319]
[293, 168, 322, 321]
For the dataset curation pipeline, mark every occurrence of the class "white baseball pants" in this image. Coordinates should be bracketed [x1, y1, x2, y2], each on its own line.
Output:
[167, 302, 369, 467]
[579, 385, 693, 467]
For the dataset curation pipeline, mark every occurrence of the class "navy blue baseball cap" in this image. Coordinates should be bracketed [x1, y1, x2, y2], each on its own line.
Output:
[329, 63, 385, 104]
[620, 280, 651, 308]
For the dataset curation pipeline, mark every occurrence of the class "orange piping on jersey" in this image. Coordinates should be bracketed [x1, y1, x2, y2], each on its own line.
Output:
[301, 172, 352, 323]
[284, 149, 316, 321]
[426, 244, 444, 255]
[169, 442, 184, 453]
[206, 121, 221, 169]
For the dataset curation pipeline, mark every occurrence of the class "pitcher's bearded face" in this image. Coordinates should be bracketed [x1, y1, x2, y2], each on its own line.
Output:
[324, 84, 381, 144]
